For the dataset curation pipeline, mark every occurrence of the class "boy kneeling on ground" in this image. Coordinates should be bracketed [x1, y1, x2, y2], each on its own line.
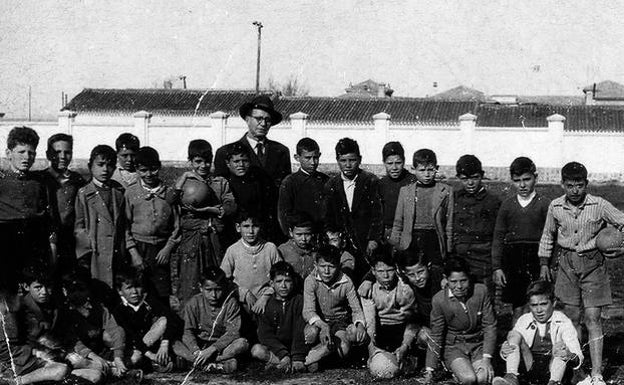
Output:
[176, 267, 248, 373]
[251, 261, 308, 372]
[362, 246, 418, 378]
[493, 280, 582, 385]
[302, 245, 367, 371]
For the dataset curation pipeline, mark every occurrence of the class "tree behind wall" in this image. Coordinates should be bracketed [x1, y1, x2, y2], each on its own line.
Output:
[267, 74, 310, 97]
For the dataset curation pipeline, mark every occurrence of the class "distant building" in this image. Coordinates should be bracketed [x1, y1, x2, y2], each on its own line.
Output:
[430, 86, 486, 102]
[341, 79, 394, 98]
[583, 80, 624, 106]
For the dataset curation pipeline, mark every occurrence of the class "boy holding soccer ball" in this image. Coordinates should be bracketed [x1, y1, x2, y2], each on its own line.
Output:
[538, 161, 624, 385]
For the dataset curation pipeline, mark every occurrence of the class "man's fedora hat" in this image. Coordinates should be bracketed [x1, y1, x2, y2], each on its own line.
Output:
[239, 95, 283, 125]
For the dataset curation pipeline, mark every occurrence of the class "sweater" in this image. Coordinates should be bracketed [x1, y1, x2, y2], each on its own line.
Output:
[380, 170, 417, 228]
[257, 294, 308, 361]
[491, 194, 550, 270]
[302, 272, 365, 327]
[220, 239, 282, 300]
[182, 292, 241, 353]
[278, 169, 330, 234]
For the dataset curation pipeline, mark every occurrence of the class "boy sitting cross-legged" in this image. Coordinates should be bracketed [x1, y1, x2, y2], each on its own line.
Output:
[112, 268, 177, 372]
[175, 267, 249, 373]
[251, 261, 308, 373]
[493, 280, 583, 385]
[302, 245, 367, 371]
[362, 246, 418, 378]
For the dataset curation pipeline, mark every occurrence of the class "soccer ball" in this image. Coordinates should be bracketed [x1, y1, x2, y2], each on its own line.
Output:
[369, 350, 400, 379]
[596, 227, 624, 257]
[181, 180, 215, 208]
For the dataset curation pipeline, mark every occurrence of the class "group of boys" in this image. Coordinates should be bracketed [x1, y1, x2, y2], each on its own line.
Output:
[1, 94, 624, 385]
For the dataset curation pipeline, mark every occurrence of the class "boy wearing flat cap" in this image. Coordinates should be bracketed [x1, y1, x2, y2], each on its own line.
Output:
[451, 155, 501, 293]
[214, 95, 291, 188]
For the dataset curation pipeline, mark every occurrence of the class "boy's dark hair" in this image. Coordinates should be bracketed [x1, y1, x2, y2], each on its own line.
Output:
[395, 248, 428, 270]
[114, 268, 144, 290]
[7, 126, 39, 150]
[382, 141, 404, 161]
[443, 257, 472, 278]
[235, 209, 262, 225]
[270, 261, 296, 280]
[335, 137, 360, 158]
[115, 133, 140, 152]
[315, 244, 342, 266]
[46, 133, 73, 160]
[22, 264, 53, 286]
[369, 245, 395, 268]
[456, 154, 483, 176]
[509, 157, 536, 177]
[287, 211, 315, 230]
[199, 266, 227, 287]
[561, 161, 588, 182]
[88, 145, 116, 168]
[188, 139, 213, 162]
[225, 142, 251, 161]
[135, 146, 161, 169]
[65, 280, 91, 307]
[413, 149, 438, 167]
[526, 280, 555, 302]
[296, 138, 320, 155]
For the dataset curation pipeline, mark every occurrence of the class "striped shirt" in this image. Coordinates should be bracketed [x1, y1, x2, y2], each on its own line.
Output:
[538, 194, 624, 264]
[302, 272, 365, 327]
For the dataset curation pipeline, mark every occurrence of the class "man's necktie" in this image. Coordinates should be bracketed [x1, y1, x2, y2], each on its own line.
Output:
[256, 142, 266, 166]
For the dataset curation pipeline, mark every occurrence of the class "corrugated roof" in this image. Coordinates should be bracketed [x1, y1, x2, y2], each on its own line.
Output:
[477, 104, 624, 132]
[64, 88, 477, 124]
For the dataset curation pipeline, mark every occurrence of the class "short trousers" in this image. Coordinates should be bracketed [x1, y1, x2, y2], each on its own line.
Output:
[501, 243, 541, 308]
[555, 248, 612, 308]
[0, 347, 46, 377]
[375, 323, 406, 352]
[327, 318, 350, 335]
[443, 339, 483, 368]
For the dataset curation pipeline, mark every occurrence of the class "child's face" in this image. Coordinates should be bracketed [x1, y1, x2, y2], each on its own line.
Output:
[458, 173, 483, 195]
[447, 271, 471, 298]
[295, 150, 321, 174]
[528, 294, 554, 324]
[271, 274, 294, 300]
[90, 155, 115, 183]
[136, 164, 160, 188]
[316, 257, 339, 283]
[6, 143, 36, 172]
[117, 148, 137, 172]
[512, 172, 537, 198]
[74, 299, 93, 318]
[401, 263, 429, 289]
[49, 140, 72, 172]
[337, 153, 361, 179]
[191, 156, 211, 179]
[413, 163, 438, 185]
[372, 261, 396, 289]
[290, 226, 314, 250]
[200, 280, 224, 306]
[236, 219, 261, 245]
[118, 282, 144, 306]
[25, 281, 51, 305]
[327, 232, 343, 249]
[384, 155, 405, 180]
[561, 179, 588, 205]
[226, 154, 250, 177]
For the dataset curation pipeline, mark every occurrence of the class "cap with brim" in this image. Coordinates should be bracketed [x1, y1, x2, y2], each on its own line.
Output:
[239, 95, 283, 125]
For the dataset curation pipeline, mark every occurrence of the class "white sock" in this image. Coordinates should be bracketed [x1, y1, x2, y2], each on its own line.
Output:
[506, 344, 520, 376]
[549, 357, 566, 382]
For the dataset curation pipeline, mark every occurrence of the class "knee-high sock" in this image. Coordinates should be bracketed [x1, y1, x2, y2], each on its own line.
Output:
[549, 357, 567, 382]
[506, 344, 520, 375]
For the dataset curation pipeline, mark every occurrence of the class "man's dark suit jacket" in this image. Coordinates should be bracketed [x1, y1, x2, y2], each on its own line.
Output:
[214, 134, 291, 187]
[323, 169, 383, 276]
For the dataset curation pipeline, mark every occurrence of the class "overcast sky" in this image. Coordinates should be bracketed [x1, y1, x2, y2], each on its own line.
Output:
[1, 0, 623, 119]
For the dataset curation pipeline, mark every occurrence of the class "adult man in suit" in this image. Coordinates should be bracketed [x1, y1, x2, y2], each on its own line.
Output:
[214, 95, 291, 187]
[324, 138, 383, 282]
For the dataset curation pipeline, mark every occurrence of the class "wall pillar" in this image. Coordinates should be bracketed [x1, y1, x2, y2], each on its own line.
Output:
[458, 113, 477, 154]
[133, 110, 152, 146]
[58, 110, 77, 134]
[373, 112, 391, 143]
[209, 111, 229, 147]
[547, 113, 566, 167]
[289, 112, 309, 137]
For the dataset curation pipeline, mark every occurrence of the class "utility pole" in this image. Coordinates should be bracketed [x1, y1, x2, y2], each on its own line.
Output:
[179, 75, 187, 89]
[28, 85, 32, 121]
[252, 21, 263, 94]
